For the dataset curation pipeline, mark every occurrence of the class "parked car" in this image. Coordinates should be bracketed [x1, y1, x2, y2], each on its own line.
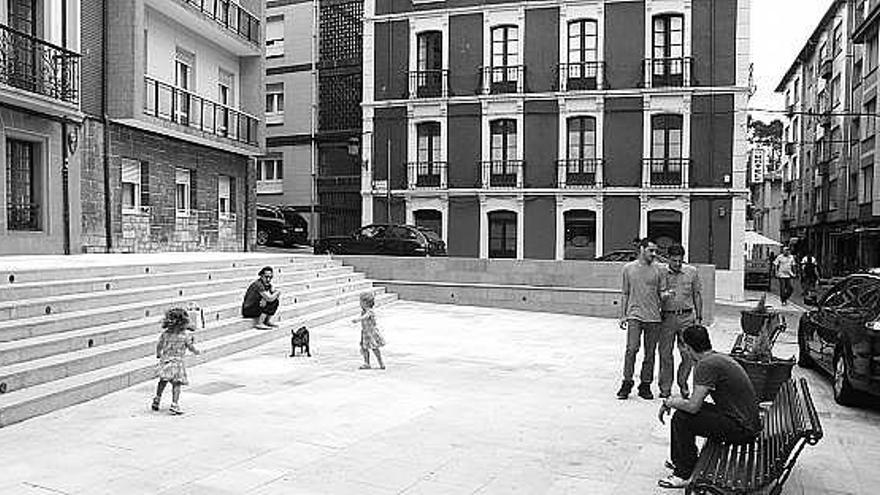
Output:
[278, 206, 309, 246]
[256, 204, 296, 247]
[797, 269, 880, 405]
[596, 249, 669, 264]
[314, 224, 446, 256]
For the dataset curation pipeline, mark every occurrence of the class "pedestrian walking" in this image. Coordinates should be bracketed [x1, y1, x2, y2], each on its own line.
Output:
[658, 244, 703, 400]
[773, 246, 797, 305]
[242, 266, 281, 329]
[800, 253, 820, 298]
[352, 292, 385, 370]
[656, 325, 760, 489]
[617, 238, 671, 400]
[151, 307, 202, 415]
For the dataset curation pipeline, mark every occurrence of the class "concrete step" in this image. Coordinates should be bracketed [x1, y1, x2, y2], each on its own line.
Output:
[0, 258, 342, 302]
[0, 273, 369, 367]
[0, 292, 397, 427]
[0, 263, 354, 320]
[0, 269, 366, 342]
[0, 282, 380, 394]
[1, 254, 325, 285]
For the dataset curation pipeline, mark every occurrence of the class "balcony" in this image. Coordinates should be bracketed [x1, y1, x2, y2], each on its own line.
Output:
[642, 158, 690, 188]
[143, 75, 259, 146]
[176, 0, 260, 45]
[257, 179, 282, 194]
[407, 161, 447, 189]
[557, 159, 603, 188]
[643, 57, 692, 88]
[556, 62, 605, 91]
[819, 108, 832, 128]
[819, 57, 833, 79]
[480, 160, 524, 188]
[0, 24, 80, 105]
[409, 70, 448, 99]
[481, 66, 525, 95]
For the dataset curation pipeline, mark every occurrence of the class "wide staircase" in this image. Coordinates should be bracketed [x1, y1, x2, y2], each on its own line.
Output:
[0, 253, 395, 427]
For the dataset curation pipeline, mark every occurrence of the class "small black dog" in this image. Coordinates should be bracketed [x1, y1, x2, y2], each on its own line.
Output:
[290, 326, 311, 357]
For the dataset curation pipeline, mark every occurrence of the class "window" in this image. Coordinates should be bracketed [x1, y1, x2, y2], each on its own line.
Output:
[831, 76, 841, 107]
[416, 122, 441, 163]
[175, 168, 191, 216]
[833, 25, 842, 57]
[850, 172, 859, 199]
[865, 98, 876, 139]
[415, 31, 443, 97]
[567, 116, 596, 160]
[862, 165, 874, 203]
[793, 80, 799, 102]
[5, 138, 41, 231]
[490, 119, 517, 162]
[266, 83, 284, 114]
[650, 114, 684, 186]
[266, 15, 284, 57]
[829, 179, 839, 210]
[218, 175, 231, 216]
[651, 14, 685, 86]
[175, 49, 194, 124]
[868, 35, 878, 73]
[259, 158, 283, 181]
[488, 210, 517, 258]
[854, 61, 863, 86]
[489, 25, 519, 91]
[122, 159, 141, 212]
[567, 19, 599, 87]
[218, 70, 234, 135]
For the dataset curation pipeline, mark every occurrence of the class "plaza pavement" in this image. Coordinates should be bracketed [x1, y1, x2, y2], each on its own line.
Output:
[0, 300, 877, 494]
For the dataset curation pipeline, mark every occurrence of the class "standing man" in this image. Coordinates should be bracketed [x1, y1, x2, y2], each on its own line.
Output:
[241, 266, 281, 329]
[618, 238, 669, 400]
[800, 252, 820, 298]
[773, 246, 797, 306]
[658, 244, 703, 399]
[656, 325, 760, 489]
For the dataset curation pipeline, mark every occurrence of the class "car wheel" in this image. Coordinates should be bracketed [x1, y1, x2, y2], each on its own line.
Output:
[256, 230, 269, 246]
[833, 350, 859, 406]
[797, 327, 813, 369]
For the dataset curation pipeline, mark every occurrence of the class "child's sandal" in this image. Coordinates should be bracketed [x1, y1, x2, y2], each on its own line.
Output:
[151, 397, 160, 411]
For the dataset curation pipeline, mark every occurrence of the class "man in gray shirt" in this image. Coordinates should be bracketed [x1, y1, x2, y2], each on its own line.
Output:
[618, 238, 669, 400]
[658, 244, 703, 399]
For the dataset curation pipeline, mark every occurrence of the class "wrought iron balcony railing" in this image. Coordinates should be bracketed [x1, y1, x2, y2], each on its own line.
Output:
[409, 70, 448, 99]
[6, 202, 40, 231]
[144, 75, 259, 146]
[557, 159, 603, 187]
[0, 24, 80, 104]
[178, 0, 260, 45]
[481, 65, 525, 95]
[642, 158, 690, 187]
[556, 62, 605, 91]
[407, 161, 447, 189]
[480, 160, 524, 188]
[643, 57, 693, 88]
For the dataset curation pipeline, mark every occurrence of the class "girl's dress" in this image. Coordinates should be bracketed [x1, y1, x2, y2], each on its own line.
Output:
[156, 330, 195, 385]
[360, 308, 385, 351]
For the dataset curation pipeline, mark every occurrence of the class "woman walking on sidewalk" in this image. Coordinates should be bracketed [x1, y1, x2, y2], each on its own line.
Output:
[151, 307, 202, 415]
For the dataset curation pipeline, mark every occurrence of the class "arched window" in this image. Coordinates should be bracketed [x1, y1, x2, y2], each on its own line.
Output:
[414, 209, 442, 238]
[647, 209, 682, 252]
[564, 210, 597, 260]
[488, 210, 517, 258]
[651, 14, 685, 86]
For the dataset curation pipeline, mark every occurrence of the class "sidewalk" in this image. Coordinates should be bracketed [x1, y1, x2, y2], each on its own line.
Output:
[0, 301, 876, 494]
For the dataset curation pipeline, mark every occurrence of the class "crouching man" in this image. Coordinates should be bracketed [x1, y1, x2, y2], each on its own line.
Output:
[242, 266, 281, 330]
[657, 325, 760, 489]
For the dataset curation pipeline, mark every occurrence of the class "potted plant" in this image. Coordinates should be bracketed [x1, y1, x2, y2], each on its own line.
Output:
[731, 296, 796, 402]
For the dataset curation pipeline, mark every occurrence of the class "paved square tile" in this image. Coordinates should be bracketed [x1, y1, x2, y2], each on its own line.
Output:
[0, 301, 877, 494]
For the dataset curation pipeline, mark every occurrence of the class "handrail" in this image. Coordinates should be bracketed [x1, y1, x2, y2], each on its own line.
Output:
[407, 161, 447, 189]
[480, 159, 524, 188]
[643, 56, 693, 88]
[179, 0, 261, 45]
[0, 23, 80, 104]
[642, 158, 690, 187]
[481, 65, 525, 95]
[557, 62, 605, 91]
[557, 158, 603, 187]
[143, 75, 259, 146]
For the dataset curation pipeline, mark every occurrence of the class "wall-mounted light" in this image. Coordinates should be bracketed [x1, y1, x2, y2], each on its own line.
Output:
[718, 206, 727, 217]
[347, 137, 360, 157]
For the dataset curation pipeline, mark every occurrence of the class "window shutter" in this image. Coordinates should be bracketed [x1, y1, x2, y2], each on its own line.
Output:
[140, 161, 150, 206]
[190, 170, 198, 211]
[229, 176, 237, 214]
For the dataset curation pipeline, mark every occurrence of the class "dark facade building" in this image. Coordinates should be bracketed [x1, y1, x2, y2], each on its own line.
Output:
[316, 0, 363, 237]
[778, 0, 880, 274]
[362, 0, 750, 299]
[77, 0, 265, 253]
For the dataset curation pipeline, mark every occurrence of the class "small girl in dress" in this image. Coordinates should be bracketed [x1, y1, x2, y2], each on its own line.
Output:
[151, 307, 201, 415]
[352, 292, 385, 370]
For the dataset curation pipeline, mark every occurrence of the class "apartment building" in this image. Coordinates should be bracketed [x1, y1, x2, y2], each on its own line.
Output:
[258, 0, 316, 238]
[777, 0, 879, 274]
[747, 145, 783, 242]
[0, 0, 83, 255]
[362, 0, 751, 299]
[77, 0, 265, 253]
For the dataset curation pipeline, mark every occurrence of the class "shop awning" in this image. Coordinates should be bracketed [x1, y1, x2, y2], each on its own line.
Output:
[744, 230, 782, 247]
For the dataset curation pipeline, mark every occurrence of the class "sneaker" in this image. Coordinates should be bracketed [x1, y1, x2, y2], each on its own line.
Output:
[254, 323, 270, 330]
[265, 321, 279, 328]
[638, 383, 654, 400]
[150, 397, 160, 411]
[616, 380, 634, 399]
[658, 474, 689, 489]
[169, 404, 184, 415]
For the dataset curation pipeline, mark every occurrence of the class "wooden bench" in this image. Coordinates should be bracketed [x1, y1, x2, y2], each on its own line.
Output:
[687, 378, 823, 495]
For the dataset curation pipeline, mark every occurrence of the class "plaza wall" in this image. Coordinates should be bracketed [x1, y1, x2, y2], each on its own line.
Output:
[337, 256, 716, 324]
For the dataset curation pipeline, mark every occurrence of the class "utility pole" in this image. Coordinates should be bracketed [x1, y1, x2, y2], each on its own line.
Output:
[386, 137, 392, 222]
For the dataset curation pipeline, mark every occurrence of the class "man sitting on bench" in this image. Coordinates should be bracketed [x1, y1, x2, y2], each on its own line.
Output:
[242, 266, 281, 330]
[656, 325, 761, 489]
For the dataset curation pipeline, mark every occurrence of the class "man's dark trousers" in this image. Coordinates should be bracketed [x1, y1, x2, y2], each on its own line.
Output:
[242, 299, 279, 318]
[670, 404, 756, 479]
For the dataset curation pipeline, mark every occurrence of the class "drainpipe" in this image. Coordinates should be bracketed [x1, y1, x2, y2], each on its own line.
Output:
[310, 0, 318, 243]
[61, 0, 70, 254]
[101, 0, 113, 252]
